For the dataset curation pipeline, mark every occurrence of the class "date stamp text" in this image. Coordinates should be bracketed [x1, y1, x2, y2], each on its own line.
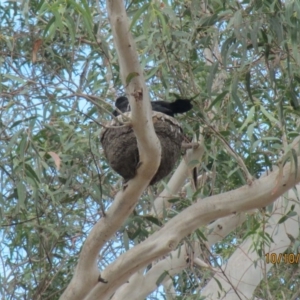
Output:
[265, 253, 300, 264]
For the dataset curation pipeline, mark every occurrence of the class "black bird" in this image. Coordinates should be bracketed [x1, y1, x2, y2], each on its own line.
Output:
[112, 96, 193, 117]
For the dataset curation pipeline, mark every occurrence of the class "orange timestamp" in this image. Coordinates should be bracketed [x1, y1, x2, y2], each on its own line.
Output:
[265, 253, 300, 264]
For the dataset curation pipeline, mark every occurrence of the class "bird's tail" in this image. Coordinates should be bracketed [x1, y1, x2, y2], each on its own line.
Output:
[170, 99, 193, 114]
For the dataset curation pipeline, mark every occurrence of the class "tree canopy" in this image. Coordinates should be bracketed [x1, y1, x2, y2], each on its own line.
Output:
[1, 0, 300, 299]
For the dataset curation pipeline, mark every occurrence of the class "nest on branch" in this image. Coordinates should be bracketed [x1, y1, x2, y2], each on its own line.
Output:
[101, 112, 184, 185]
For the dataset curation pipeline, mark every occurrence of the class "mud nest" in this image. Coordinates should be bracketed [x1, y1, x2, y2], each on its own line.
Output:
[101, 112, 183, 185]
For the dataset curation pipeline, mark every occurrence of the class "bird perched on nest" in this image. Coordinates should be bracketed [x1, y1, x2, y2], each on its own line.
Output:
[106, 95, 197, 187]
[112, 96, 193, 117]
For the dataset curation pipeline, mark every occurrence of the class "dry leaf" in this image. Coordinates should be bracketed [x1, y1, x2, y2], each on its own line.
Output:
[32, 39, 42, 63]
[48, 151, 61, 170]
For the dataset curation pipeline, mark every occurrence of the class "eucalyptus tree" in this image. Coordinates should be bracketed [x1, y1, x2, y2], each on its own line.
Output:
[1, 0, 300, 299]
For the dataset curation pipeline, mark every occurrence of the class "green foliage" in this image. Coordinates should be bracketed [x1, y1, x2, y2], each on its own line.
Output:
[1, 0, 300, 299]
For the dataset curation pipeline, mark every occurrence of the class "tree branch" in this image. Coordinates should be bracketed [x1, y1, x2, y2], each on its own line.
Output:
[111, 211, 255, 299]
[85, 146, 300, 299]
[202, 185, 300, 299]
[60, 1, 161, 299]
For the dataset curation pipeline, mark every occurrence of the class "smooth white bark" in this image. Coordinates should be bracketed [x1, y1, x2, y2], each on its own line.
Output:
[61, 1, 300, 299]
[151, 144, 205, 218]
[60, 1, 161, 299]
[86, 152, 300, 299]
[112, 211, 255, 299]
[201, 186, 300, 299]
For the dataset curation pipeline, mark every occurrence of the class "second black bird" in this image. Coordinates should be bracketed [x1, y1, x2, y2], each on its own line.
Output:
[112, 96, 192, 117]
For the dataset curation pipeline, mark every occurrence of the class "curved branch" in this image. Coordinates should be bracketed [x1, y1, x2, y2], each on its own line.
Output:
[152, 143, 205, 217]
[85, 147, 300, 299]
[111, 211, 255, 299]
[202, 186, 300, 299]
[60, 1, 161, 299]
